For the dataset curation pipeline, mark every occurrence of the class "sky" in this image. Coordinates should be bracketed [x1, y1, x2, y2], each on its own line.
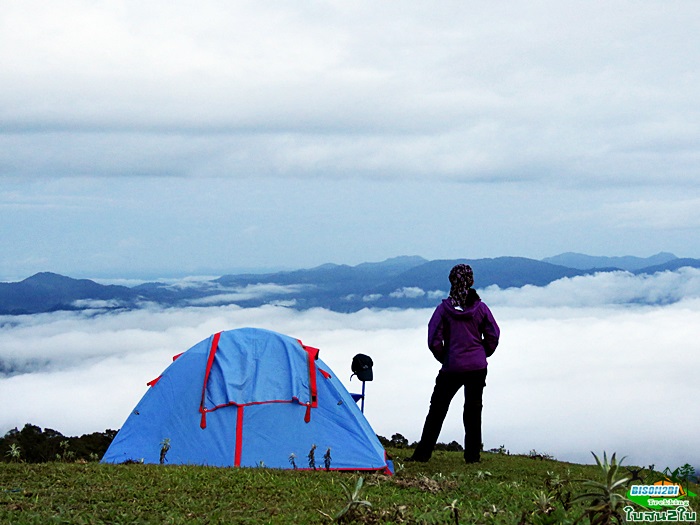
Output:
[2, 270, 699, 470]
[2, 1, 700, 280]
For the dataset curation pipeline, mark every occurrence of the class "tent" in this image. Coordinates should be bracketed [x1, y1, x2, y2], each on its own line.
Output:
[102, 327, 393, 474]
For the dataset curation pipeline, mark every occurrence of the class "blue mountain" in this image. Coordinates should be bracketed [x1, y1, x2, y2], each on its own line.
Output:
[542, 252, 677, 271]
[1, 253, 696, 315]
[0, 272, 139, 315]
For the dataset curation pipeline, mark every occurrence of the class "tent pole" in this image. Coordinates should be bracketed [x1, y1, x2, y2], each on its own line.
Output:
[360, 381, 366, 413]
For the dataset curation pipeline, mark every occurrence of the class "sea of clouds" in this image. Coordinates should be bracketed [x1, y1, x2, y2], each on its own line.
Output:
[1, 269, 699, 470]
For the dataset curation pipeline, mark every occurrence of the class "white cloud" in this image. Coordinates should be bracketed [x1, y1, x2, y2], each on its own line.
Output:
[187, 283, 309, 306]
[1, 272, 699, 470]
[605, 198, 700, 230]
[71, 299, 126, 309]
[160, 277, 224, 290]
[484, 267, 700, 308]
[1, 2, 699, 186]
[268, 299, 297, 308]
[390, 287, 426, 299]
[2, 3, 700, 278]
[388, 287, 445, 300]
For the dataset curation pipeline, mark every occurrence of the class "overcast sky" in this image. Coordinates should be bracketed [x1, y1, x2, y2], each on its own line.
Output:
[2, 271, 699, 470]
[2, 1, 700, 280]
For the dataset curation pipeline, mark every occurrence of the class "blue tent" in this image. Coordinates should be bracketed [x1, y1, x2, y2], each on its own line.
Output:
[102, 328, 392, 474]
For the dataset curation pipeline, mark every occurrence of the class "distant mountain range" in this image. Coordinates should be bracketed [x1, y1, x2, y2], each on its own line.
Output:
[1, 252, 699, 315]
[541, 252, 678, 271]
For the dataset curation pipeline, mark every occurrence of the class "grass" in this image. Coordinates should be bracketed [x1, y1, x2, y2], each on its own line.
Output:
[1, 449, 698, 524]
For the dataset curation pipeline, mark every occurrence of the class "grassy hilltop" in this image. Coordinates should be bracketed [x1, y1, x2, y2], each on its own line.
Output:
[1, 449, 698, 524]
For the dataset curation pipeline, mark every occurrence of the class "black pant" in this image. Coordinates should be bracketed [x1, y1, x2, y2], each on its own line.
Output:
[413, 368, 487, 462]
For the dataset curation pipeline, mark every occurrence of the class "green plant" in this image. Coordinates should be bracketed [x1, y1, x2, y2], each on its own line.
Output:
[490, 444, 509, 455]
[444, 498, 460, 525]
[545, 470, 572, 510]
[323, 448, 332, 471]
[523, 491, 575, 525]
[56, 440, 75, 462]
[334, 476, 372, 521]
[159, 438, 171, 464]
[308, 444, 317, 470]
[532, 490, 556, 515]
[519, 470, 576, 525]
[573, 451, 631, 524]
[5, 443, 21, 462]
[529, 449, 555, 461]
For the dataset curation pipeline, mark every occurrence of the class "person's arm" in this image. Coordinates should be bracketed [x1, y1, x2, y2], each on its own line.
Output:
[427, 304, 446, 363]
[480, 304, 500, 357]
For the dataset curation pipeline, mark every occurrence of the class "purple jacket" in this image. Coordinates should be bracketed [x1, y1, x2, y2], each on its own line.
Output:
[428, 298, 500, 373]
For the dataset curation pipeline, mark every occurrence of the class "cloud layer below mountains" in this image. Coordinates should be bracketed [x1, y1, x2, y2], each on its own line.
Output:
[1, 270, 698, 469]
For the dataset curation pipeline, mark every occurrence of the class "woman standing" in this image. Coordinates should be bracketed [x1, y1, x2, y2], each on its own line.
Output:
[409, 264, 500, 464]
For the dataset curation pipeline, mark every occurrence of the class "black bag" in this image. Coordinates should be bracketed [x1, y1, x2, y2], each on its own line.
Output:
[351, 354, 373, 381]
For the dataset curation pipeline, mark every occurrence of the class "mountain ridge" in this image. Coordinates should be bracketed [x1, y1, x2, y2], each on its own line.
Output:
[542, 252, 677, 271]
[2, 253, 699, 315]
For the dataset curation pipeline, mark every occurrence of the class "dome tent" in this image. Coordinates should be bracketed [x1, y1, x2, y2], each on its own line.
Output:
[102, 327, 392, 474]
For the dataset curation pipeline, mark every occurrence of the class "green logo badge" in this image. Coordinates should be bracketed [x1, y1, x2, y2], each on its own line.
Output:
[625, 481, 697, 522]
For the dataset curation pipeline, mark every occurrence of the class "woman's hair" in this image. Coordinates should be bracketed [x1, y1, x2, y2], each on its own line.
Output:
[448, 264, 479, 308]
